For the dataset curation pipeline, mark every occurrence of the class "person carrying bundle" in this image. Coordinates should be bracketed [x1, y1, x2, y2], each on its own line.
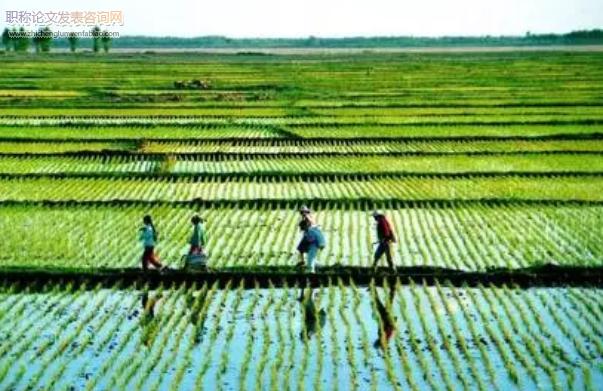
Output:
[297, 219, 326, 273]
[372, 210, 397, 271]
[183, 214, 208, 270]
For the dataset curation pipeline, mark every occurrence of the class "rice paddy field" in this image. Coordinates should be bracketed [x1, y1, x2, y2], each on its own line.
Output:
[0, 51, 602, 390]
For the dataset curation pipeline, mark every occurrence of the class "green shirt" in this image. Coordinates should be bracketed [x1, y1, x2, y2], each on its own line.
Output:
[190, 223, 207, 247]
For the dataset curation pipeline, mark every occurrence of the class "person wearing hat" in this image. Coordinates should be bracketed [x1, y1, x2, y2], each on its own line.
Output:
[299, 205, 315, 226]
[372, 210, 396, 271]
[296, 205, 316, 268]
[297, 218, 325, 273]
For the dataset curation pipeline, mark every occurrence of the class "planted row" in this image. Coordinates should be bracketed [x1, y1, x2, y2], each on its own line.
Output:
[0, 174, 601, 202]
[0, 280, 601, 390]
[0, 125, 282, 140]
[0, 154, 601, 175]
[135, 139, 603, 154]
[0, 202, 600, 270]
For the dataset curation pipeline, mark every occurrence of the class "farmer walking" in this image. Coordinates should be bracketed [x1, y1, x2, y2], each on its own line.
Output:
[189, 214, 207, 256]
[299, 205, 315, 226]
[372, 210, 397, 271]
[182, 214, 208, 270]
[139, 215, 166, 272]
[297, 219, 326, 273]
[296, 205, 316, 269]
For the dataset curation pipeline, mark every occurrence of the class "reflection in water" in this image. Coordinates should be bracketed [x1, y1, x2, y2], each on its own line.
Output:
[185, 289, 209, 344]
[373, 285, 397, 349]
[139, 289, 208, 347]
[140, 291, 163, 347]
[299, 287, 327, 340]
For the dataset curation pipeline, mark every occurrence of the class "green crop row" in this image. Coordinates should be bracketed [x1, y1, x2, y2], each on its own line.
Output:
[88, 139, 603, 154]
[0, 125, 282, 140]
[3, 139, 603, 155]
[0, 202, 600, 270]
[1, 122, 602, 141]
[0, 280, 601, 389]
[0, 175, 600, 202]
[1, 51, 602, 93]
[0, 153, 600, 175]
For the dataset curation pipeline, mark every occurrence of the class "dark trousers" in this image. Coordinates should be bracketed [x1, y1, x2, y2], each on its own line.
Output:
[374, 242, 394, 268]
[142, 246, 162, 272]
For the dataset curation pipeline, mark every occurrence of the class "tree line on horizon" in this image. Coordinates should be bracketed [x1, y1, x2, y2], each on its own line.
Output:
[1, 27, 602, 52]
[1, 26, 112, 53]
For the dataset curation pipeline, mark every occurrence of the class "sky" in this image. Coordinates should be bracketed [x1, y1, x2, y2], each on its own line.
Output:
[5, 0, 603, 38]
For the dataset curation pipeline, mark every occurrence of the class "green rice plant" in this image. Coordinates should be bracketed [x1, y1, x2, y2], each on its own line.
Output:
[2, 282, 98, 390]
[107, 282, 182, 390]
[398, 279, 439, 390]
[41, 284, 123, 390]
[583, 366, 595, 391]
[349, 279, 372, 372]
[66, 283, 139, 391]
[498, 284, 572, 368]
[323, 279, 340, 391]
[444, 281, 517, 385]
[2, 175, 603, 206]
[464, 283, 538, 386]
[194, 280, 233, 388]
[268, 280, 291, 391]
[254, 283, 277, 391]
[368, 281, 401, 391]
[432, 280, 491, 390]
[131, 284, 190, 389]
[313, 286, 326, 391]
[542, 289, 603, 359]
[237, 281, 261, 391]
[168, 282, 213, 391]
[478, 283, 562, 391]
[337, 278, 359, 391]
[146, 286, 202, 391]
[0, 282, 77, 386]
[83, 283, 163, 391]
[110, 139, 603, 155]
[423, 283, 475, 390]
[527, 288, 591, 360]
[0, 282, 41, 327]
[390, 280, 421, 390]
[410, 280, 456, 391]
[566, 289, 603, 352]
[214, 280, 246, 388]
[0, 124, 282, 140]
[283, 281, 299, 391]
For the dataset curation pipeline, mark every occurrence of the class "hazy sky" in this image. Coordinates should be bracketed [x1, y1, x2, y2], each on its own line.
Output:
[6, 0, 603, 37]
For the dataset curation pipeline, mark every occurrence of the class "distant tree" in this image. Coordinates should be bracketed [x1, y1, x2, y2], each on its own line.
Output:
[307, 35, 319, 46]
[101, 30, 111, 53]
[17, 27, 30, 53]
[33, 30, 41, 53]
[91, 26, 101, 53]
[1, 28, 11, 51]
[39, 27, 53, 52]
[68, 31, 78, 52]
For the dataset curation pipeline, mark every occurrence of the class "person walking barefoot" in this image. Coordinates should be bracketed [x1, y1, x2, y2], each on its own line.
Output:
[139, 215, 166, 273]
[372, 210, 397, 272]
